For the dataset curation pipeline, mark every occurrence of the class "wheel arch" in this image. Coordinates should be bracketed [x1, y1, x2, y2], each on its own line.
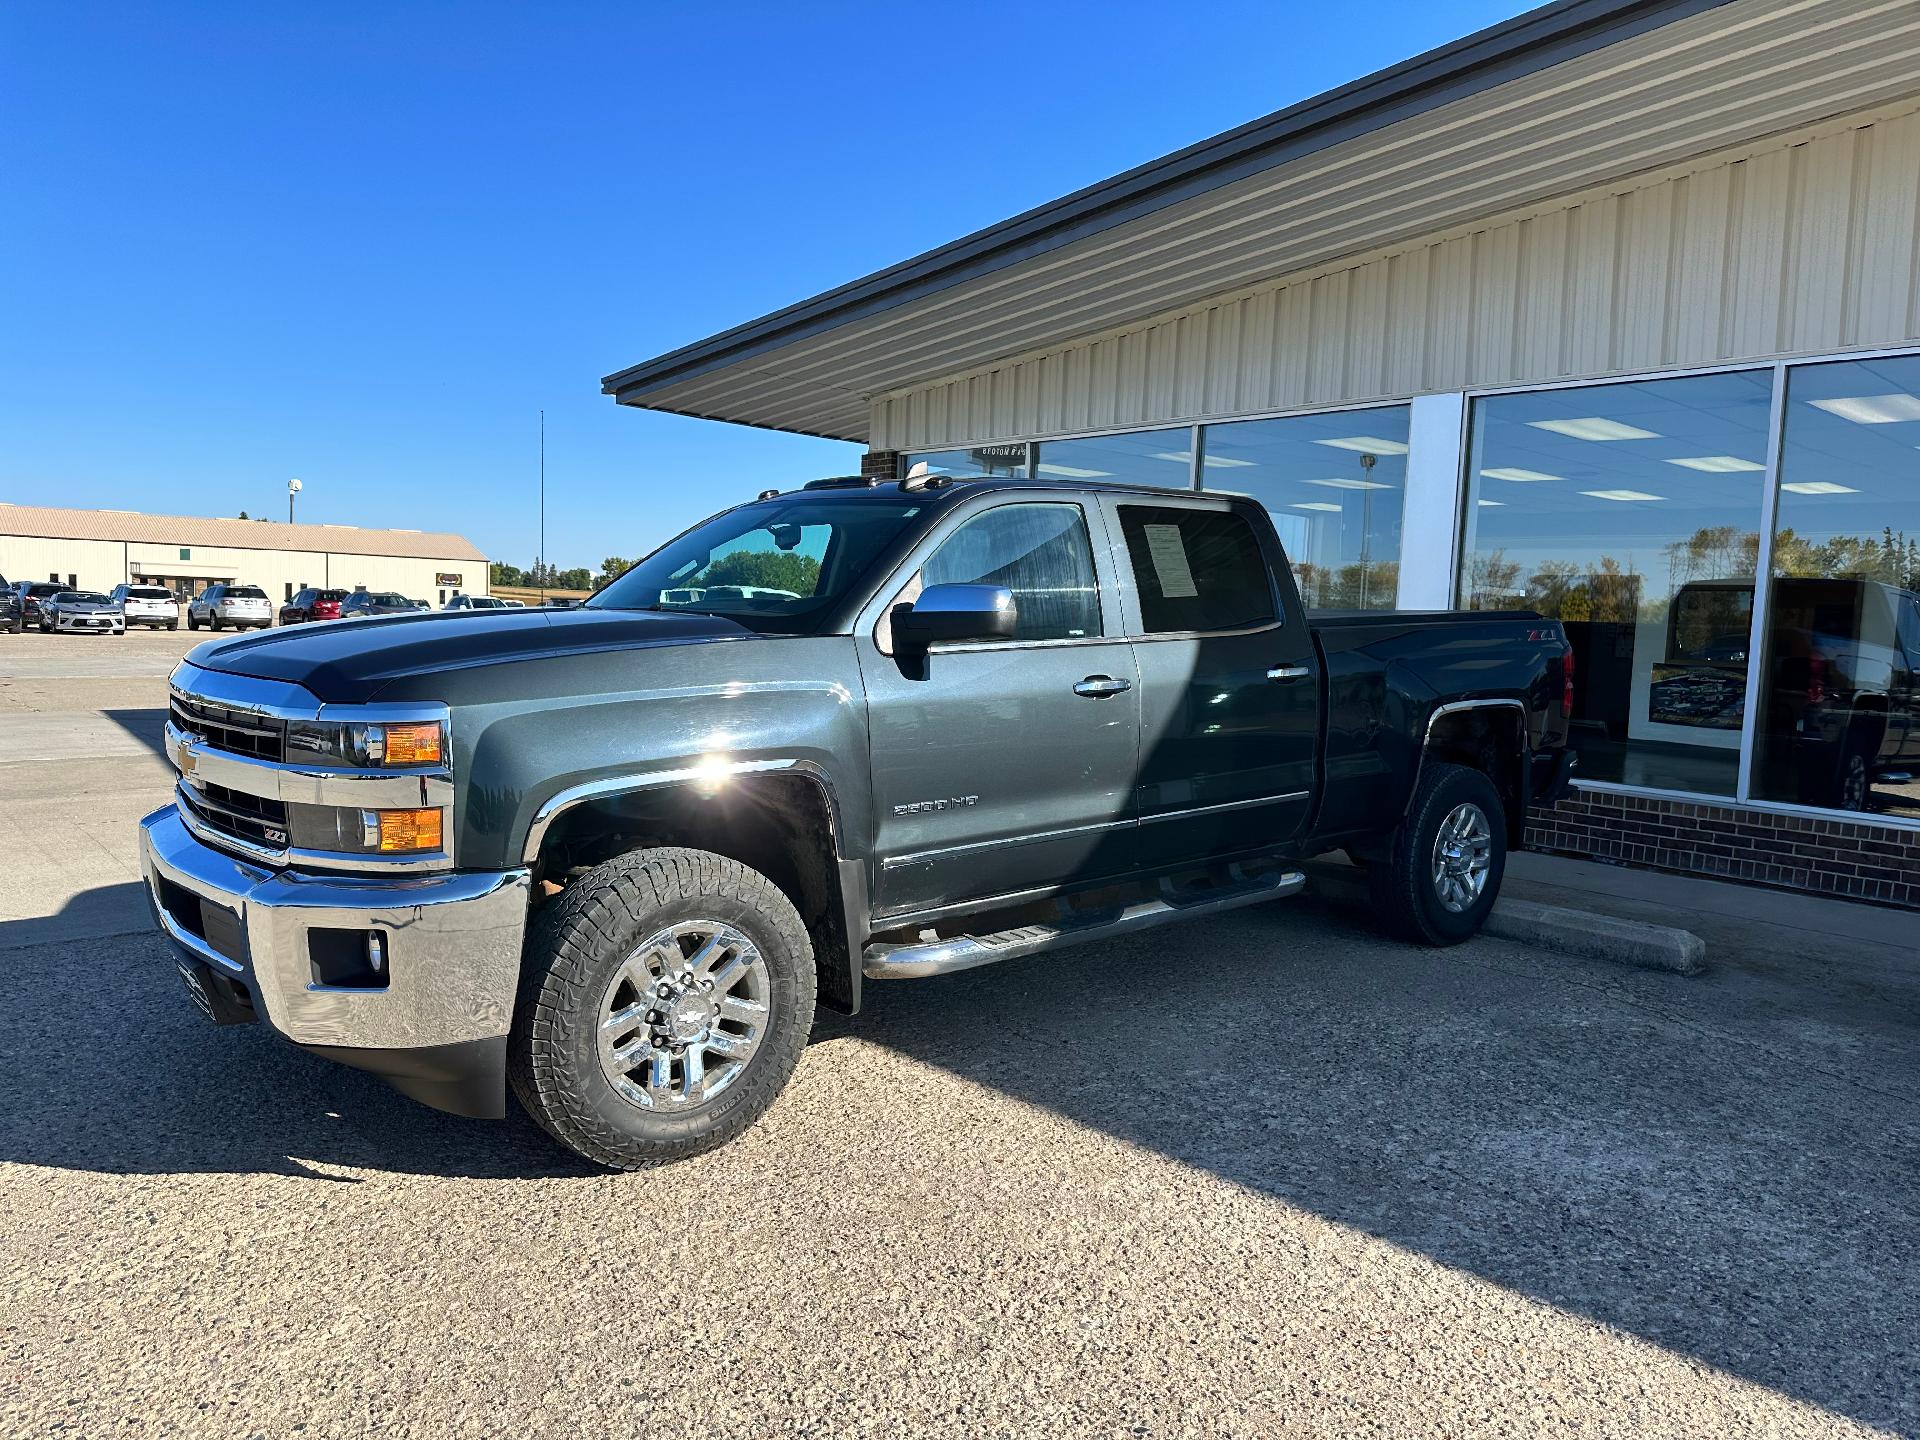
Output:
[1416, 699, 1529, 845]
[523, 762, 868, 1015]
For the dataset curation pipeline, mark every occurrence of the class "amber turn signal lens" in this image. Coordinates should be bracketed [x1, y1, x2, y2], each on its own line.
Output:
[377, 808, 443, 852]
[379, 723, 443, 766]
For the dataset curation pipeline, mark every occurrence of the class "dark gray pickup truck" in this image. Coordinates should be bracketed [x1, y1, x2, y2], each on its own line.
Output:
[142, 476, 1574, 1168]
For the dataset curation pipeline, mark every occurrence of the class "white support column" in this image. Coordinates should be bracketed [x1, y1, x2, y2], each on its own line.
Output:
[1395, 391, 1468, 610]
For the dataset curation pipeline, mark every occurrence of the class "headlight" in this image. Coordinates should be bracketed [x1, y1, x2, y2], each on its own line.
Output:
[286, 720, 447, 768]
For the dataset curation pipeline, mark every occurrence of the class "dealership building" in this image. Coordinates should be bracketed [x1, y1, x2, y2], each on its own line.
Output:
[605, 0, 1920, 908]
[0, 505, 487, 608]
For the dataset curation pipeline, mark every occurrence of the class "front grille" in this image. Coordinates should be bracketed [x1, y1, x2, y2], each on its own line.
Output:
[170, 693, 286, 762]
[180, 780, 290, 851]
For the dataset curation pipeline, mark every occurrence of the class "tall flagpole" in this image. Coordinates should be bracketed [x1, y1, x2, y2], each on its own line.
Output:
[539, 410, 546, 605]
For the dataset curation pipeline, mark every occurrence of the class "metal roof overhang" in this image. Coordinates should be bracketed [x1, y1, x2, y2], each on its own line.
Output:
[604, 0, 1920, 443]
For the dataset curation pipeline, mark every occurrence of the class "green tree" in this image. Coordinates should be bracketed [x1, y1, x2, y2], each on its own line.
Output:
[490, 560, 527, 587]
[596, 556, 632, 590]
[703, 550, 821, 594]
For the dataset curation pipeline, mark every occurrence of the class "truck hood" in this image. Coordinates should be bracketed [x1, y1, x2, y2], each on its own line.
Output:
[187, 607, 756, 704]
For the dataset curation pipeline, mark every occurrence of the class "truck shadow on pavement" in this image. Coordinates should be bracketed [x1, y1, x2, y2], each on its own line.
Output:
[4, 886, 1915, 1430]
[102, 706, 169, 759]
[832, 897, 1920, 1437]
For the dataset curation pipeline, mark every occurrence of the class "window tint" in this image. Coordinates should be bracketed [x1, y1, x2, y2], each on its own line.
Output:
[1117, 505, 1275, 634]
[229, 586, 267, 599]
[921, 503, 1101, 641]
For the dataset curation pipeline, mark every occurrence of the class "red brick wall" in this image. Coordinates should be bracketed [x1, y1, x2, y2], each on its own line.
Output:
[860, 451, 900, 481]
[1526, 788, 1920, 909]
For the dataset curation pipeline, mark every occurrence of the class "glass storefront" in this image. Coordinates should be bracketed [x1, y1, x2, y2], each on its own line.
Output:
[1033, 428, 1193, 489]
[1199, 405, 1409, 610]
[1462, 370, 1774, 794]
[1750, 355, 1920, 820]
[901, 344, 1920, 830]
[903, 444, 1030, 479]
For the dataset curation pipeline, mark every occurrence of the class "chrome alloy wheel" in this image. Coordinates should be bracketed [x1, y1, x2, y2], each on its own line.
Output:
[597, 921, 771, 1110]
[1430, 801, 1493, 914]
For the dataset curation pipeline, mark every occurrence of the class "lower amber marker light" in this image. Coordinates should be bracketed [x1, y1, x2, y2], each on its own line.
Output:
[377, 808, 443, 852]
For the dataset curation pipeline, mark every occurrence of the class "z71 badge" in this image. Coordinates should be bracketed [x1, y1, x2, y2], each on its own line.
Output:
[893, 795, 979, 816]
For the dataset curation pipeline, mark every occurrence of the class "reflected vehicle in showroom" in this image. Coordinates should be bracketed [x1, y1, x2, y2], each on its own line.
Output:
[1669, 576, 1920, 809]
[189, 583, 274, 631]
[112, 583, 181, 630]
[42, 590, 125, 635]
[140, 475, 1574, 1170]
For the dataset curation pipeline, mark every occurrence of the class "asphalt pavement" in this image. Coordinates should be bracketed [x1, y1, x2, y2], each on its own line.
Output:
[1, 626, 1915, 1438]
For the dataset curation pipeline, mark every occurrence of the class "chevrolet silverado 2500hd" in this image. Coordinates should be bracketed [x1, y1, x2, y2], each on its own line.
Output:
[142, 476, 1575, 1169]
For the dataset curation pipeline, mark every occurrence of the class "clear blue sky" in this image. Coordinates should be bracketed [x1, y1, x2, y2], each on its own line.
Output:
[2, 1, 1534, 571]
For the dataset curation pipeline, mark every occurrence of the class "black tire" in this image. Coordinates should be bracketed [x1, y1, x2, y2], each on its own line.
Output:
[1370, 761, 1507, 945]
[186, 612, 198, 631]
[209, 614, 222, 632]
[509, 847, 816, 1170]
[168, 621, 178, 631]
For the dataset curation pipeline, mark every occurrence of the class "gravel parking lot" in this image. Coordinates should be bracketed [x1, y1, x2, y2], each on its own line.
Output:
[1, 627, 1916, 1438]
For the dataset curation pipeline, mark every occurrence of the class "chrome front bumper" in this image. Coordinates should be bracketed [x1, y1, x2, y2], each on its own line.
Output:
[140, 806, 531, 1115]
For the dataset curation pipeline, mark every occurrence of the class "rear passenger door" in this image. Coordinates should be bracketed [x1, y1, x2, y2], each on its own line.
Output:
[1099, 497, 1320, 867]
[857, 497, 1142, 918]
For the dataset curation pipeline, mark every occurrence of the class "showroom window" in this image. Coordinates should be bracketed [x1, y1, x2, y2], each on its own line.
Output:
[1749, 354, 1920, 820]
[1199, 405, 1409, 610]
[1461, 369, 1775, 795]
[1032, 428, 1192, 489]
[902, 444, 1030, 479]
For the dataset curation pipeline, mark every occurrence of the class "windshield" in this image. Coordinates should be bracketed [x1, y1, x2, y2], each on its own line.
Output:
[590, 496, 925, 633]
[60, 592, 109, 605]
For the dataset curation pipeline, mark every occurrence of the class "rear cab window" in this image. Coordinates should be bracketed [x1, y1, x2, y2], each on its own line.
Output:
[1115, 505, 1276, 634]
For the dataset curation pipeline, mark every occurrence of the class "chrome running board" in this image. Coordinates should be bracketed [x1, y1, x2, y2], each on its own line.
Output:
[862, 867, 1306, 980]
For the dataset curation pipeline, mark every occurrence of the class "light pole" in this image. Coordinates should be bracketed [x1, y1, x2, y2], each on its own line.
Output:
[287, 477, 303, 525]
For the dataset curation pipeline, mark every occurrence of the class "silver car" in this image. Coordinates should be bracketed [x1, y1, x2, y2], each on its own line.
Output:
[110, 582, 180, 631]
[187, 583, 274, 632]
[42, 590, 125, 636]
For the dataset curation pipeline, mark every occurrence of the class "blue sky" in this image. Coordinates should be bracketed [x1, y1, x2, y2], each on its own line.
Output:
[1, 1, 1534, 570]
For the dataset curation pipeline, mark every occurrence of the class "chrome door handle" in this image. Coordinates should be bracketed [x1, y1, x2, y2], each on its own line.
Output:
[1073, 675, 1132, 698]
[1267, 665, 1311, 682]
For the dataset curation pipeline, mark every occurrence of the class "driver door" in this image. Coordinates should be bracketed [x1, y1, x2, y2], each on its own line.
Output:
[856, 497, 1141, 918]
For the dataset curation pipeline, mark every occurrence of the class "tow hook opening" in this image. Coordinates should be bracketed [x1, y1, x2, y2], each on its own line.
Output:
[309, 927, 393, 989]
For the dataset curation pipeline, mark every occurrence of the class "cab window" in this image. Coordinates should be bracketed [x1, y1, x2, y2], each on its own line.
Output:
[1115, 505, 1275, 635]
[910, 502, 1102, 643]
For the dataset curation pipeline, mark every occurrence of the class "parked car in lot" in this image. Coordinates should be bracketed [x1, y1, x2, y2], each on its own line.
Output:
[42, 590, 125, 635]
[111, 583, 181, 631]
[142, 474, 1574, 1170]
[188, 583, 274, 632]
[443, 593, 508, 611]
[277, 587, 347, 625]
[340, 590, 424, 620]
[6, 580, 69, 633]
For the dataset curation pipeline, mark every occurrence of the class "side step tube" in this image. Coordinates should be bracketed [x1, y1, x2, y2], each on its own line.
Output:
[863, 868, 1306, 980]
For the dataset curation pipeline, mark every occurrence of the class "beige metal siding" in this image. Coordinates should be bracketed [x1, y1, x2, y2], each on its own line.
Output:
[874, 100, 1920, 453]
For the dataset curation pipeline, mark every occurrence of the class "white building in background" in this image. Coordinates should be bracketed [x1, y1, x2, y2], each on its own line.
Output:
[602, 0, 1920, 908]
[0, 504, 488, 607]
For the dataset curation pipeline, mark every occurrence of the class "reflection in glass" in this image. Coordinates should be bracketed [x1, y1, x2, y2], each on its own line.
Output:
[1463, 370, 1774, 794]
[1752, 356, 1920, 820]
[904, 444, 1030, 479]
[1033, 428, 1193, 489]
[1199, 406, 1409, 610]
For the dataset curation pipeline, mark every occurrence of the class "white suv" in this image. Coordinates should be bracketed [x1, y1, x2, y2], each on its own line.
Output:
[110, 583, 179, 631]
[188, 583, 274, 632]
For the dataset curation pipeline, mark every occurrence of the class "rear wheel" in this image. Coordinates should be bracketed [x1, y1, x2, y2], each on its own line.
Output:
[209, 614, 222, 631]
[509, 847, 816, 1170]
[1371, 761, 1506, 945]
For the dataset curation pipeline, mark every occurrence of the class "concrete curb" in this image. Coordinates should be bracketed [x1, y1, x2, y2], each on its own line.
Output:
[1304, 863, 1707, 975]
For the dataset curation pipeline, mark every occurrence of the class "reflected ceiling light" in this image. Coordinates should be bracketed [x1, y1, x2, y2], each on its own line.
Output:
[1481, 467, 1562, 482]
[1780, 480, 1860, 495]
[1527, 417, 1660, 441]
[1666, 455, 1766, 472]
[1306, 478, 1393, 490]
[1315, 435, 1410, 454]
[1034, 463, 1111, 478]
[1808, 393, 1920, 424]
[1291, 501, 1344, 512]
[1477, 499, 1505, 507]
[1149, 450, 1255, 468]
[1580, 489, 1665, 502]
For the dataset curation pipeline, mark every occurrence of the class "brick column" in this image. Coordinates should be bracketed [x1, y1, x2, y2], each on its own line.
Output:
[860, 450, 901, 482]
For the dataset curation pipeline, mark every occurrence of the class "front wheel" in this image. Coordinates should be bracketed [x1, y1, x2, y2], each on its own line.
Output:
[1370, 761, 1507, 945]
[509, 847, 817, 1170]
